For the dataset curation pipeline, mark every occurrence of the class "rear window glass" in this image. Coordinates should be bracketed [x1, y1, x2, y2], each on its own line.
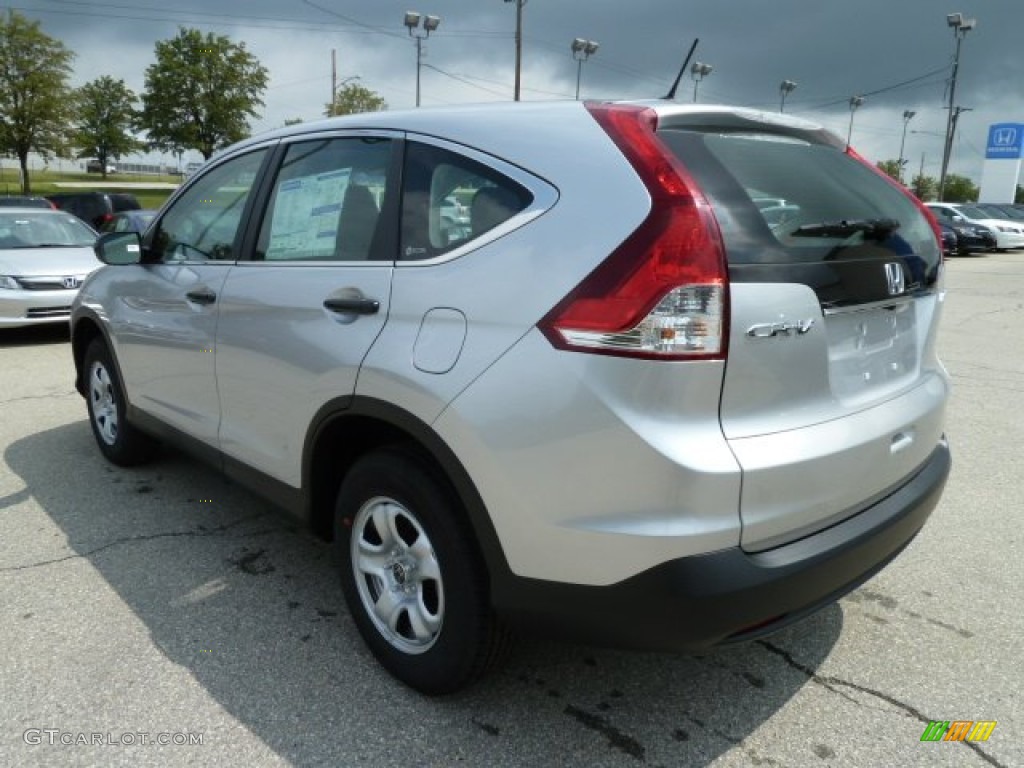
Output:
[657, 129, 940, 283]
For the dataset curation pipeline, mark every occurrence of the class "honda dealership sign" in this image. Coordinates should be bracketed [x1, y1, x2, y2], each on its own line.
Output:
[979, 123, 1024, 202]
[985, 123, 1024, 159]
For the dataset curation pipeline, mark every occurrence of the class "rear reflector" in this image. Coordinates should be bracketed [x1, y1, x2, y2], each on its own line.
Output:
[539, 103, 728, 360]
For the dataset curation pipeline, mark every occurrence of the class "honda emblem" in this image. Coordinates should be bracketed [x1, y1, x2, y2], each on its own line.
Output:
[884, 263, 905, 296]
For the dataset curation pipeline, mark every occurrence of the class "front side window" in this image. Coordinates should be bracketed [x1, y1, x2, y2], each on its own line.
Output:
[152, 149, 267, 263]
[257, 137, 393, 262]
[400, 142, 532, 261]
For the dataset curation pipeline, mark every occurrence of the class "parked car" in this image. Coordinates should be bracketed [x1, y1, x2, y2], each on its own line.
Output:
[0, 208, 100, 327]
[71, 101, 951, 693]
[99, 209, 157, 235]
[948, 221, 997, 255]
[47, 191, 141, 231]
[937, 222, 958, 258]
[0, 196, 56, 209]
[926, 202, 1024, 250]
[85, 160, 117, 174]
[974, 203, 1024, 222]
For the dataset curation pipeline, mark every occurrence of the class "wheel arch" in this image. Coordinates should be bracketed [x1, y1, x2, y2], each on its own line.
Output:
[71, 312, 111, 397]
[304, 396, 513, 582]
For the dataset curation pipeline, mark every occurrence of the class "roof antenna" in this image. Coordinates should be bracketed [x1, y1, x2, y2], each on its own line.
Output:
[664, 38, 699, 100]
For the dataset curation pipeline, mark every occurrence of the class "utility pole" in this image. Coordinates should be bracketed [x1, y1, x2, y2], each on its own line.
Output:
[331, 49, 337, 113]
[939, 13, 975, 201]
[505, 0, 526, 101]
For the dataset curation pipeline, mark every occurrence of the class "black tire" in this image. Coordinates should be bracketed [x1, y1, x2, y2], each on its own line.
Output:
[83, 338, 157, 466]
[335, 448, 511, 694]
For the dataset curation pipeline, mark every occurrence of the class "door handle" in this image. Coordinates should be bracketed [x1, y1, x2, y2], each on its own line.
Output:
[323, 297, 380, 315]
[186, 288, 217, 305]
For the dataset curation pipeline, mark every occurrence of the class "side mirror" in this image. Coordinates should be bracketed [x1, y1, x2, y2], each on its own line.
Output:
[95, 231, 142, 265]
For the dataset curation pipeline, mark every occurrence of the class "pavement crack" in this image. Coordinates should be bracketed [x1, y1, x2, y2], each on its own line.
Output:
[563, 704, 645, 761]
[0, 390, 78, 406]
[758, 641, 1006, 768]
[0, 513, 281, 573]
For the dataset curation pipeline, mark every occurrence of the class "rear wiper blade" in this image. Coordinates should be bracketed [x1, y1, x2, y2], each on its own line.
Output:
[791, 218, 900, 241]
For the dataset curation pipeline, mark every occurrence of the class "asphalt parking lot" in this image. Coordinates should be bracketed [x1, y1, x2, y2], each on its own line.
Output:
[1, 253, 1021, 768]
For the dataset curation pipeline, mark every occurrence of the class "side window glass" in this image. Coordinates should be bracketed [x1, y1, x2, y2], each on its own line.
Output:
[257, 138, 392, 262]
[152, 149, 266, 263]
[401, 142, 532, 261]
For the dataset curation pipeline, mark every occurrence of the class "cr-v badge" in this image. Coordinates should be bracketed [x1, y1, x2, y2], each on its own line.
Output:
[746, 319, 815, 338]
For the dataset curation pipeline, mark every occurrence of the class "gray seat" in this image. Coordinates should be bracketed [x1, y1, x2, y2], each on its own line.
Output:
[336, 185, 380, 260]
[470, 186, 521, 238]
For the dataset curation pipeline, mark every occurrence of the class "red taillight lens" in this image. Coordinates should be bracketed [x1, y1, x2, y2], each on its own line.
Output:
[539, 103, 728, 360]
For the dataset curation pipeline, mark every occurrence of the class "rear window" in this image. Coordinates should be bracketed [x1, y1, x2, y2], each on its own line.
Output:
[657, 129, 941, 293]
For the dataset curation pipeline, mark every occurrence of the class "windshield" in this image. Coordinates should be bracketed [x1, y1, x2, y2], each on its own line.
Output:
[957, 205, 990, 220]
[0, 211, 96, 248]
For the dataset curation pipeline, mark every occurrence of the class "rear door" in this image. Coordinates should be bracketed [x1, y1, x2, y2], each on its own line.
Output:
[658, 123, 948, 550]
[214, 133, 399, 488]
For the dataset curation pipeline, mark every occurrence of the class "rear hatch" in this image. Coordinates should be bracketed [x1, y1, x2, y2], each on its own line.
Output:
[657, 111, 947, 551]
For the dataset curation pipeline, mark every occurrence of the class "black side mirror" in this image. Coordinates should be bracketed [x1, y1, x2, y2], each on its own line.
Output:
[95, 231, 142, 265]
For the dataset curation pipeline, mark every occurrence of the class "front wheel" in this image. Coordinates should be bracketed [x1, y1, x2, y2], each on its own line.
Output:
[335, 449, 510, 694]
[83, 338, 157, 466]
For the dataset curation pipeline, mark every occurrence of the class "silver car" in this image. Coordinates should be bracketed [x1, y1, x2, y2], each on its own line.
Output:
[71, 101, 951, 693]
[0, 208, 99, 327]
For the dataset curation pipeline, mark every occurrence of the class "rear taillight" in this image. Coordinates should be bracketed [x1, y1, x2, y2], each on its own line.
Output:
[538, 103, 728, 361]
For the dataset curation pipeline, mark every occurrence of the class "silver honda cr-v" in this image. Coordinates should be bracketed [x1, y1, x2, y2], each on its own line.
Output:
[71, 100, 951, 694]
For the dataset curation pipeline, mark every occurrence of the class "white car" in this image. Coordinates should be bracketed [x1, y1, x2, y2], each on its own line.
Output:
[0, 208, 100, 327]
[926, 203, 1024, 250]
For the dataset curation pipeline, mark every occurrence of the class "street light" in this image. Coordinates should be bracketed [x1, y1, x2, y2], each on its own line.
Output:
[898, 110, 916, 183]
[939, 12, 976, 200]
[404, 11, 440, 107]
[690, 61, 713, 103]
[846, 95, 864, 146]
[570, 38, 599, 100]
[779, 79, 797, 112]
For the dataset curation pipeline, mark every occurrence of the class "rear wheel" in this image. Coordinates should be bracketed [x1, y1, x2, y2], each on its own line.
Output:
[84, 338, 157, 466]
[335, 448, 510, 694]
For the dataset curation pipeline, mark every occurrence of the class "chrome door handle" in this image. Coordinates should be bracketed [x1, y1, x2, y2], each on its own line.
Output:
[323, 297, 380, 315]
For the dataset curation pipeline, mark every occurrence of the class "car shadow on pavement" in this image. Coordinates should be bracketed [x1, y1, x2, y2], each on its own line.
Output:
[0, 324, 70, 348]
[6, 421, 844, 767]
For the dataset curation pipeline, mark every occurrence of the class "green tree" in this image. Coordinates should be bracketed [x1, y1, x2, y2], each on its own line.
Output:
[325, 82, 386, 117]
[910, 174, 937, 201]
[941, 174, 979, 203]
[73, 76, 143, 179]
[139, 28, 268, 160]
[876, 159, 903, 182]
[1015, 185, 1023, 204]
[0, 11, 74, 193]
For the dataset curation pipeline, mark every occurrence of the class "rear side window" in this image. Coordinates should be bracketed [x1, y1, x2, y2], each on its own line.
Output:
[256, 137, 393, 262]
[400, 142, 532, 261]
[657, 130, 941, 293]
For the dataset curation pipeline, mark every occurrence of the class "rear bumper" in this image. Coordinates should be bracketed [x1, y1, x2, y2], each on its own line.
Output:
[492, 440, 950, 651]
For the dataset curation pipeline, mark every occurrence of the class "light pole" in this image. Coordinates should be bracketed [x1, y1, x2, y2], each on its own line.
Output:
[898, 110, 915, 183]
[779, 80, 797, 112]
[690, 61, 712, 103]
[571, 38, 599, 100]
[404, 11, 440, 108]
[504, 0, 526, 101]
[939, 12, 976, 201]
[846, 95, 864, 146]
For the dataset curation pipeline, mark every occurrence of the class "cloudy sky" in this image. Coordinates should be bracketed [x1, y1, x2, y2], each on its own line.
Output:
[8, 0, 1021, 183]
